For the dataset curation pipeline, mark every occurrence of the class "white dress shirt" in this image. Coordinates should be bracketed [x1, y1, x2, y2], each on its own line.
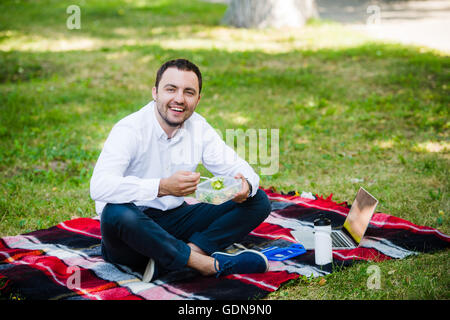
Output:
[90, 101, 260, 215]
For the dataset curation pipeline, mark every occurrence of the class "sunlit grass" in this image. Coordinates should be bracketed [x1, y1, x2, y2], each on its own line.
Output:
[0, 23, 373, 53]
[412, 141, 450, 153]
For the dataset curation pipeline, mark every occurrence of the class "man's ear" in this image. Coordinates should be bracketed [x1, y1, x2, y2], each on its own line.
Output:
[152, 86, 157, 100]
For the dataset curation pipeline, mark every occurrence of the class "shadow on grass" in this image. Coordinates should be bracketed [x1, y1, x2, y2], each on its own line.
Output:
[0, 0, 228, 40]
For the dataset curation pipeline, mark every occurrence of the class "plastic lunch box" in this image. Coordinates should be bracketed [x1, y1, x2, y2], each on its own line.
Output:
[195, 176, 242, 205]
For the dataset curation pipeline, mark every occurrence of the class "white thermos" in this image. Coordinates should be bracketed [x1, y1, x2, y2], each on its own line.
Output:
[314, 216, 333, 265]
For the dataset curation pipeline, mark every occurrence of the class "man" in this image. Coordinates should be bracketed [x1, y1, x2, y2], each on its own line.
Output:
[90, 59, 271, 282]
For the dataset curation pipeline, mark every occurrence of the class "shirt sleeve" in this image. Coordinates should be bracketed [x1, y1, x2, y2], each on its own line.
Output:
[201, 122, 260, 197]
[90, 124, 160, 204]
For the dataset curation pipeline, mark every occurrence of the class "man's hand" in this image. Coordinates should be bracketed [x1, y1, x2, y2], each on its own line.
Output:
[232, 173, 250, 203]
[158, 171, 200, 197]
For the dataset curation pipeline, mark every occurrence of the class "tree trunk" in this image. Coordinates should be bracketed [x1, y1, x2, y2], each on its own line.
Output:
[222, 0, 318, 29]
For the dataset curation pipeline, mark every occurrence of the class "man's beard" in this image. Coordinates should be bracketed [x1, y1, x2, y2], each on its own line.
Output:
[156, 101, 185, 127]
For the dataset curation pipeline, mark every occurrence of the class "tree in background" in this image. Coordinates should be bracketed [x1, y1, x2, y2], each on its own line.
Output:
[222, 0, 318, 28]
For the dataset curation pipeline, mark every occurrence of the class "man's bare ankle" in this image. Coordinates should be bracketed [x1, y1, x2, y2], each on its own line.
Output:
[187, 242, 207, 256]
[187, 250, 216, 276]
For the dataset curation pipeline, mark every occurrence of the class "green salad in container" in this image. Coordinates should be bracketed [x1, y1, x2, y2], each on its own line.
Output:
[196, 176, 241, 205]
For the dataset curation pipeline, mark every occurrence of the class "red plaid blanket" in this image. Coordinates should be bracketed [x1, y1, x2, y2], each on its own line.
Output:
[1, 188, 449, 300]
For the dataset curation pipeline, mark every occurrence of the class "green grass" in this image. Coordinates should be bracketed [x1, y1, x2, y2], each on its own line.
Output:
[0, 0, 449, 299]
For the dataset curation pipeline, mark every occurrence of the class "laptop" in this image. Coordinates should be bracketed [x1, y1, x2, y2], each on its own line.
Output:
[291, 187, 378, 250]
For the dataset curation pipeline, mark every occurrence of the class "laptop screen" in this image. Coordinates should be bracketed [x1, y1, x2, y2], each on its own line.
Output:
[343, 187, 378, 244]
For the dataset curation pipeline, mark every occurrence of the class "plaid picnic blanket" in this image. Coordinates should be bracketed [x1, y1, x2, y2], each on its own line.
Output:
[1, 187, 449, 300]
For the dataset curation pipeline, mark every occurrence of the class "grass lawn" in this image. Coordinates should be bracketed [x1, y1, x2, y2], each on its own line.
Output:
[0, 0, 448, 299]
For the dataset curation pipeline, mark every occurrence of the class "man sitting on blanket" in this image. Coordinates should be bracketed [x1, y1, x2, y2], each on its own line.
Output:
[90, 58, 271, 282]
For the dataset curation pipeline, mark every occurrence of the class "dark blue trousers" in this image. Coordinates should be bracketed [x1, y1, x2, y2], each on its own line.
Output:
[100, 188, 271, 274]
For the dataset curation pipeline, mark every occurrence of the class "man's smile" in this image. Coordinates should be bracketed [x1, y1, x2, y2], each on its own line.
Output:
[168, 104, 185, 114]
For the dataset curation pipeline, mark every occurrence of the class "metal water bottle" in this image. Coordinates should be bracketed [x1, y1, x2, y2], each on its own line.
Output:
[314, 216, 333, 265]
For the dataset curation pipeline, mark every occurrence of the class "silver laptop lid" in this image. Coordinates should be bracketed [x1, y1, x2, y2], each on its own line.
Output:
[342, 187, 378, 244]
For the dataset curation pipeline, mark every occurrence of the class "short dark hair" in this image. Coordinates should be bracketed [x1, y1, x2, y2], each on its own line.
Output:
[155, 59, 202, 94]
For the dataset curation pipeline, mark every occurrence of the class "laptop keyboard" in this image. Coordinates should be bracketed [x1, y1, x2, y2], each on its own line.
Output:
[331, 231, 354, 248]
